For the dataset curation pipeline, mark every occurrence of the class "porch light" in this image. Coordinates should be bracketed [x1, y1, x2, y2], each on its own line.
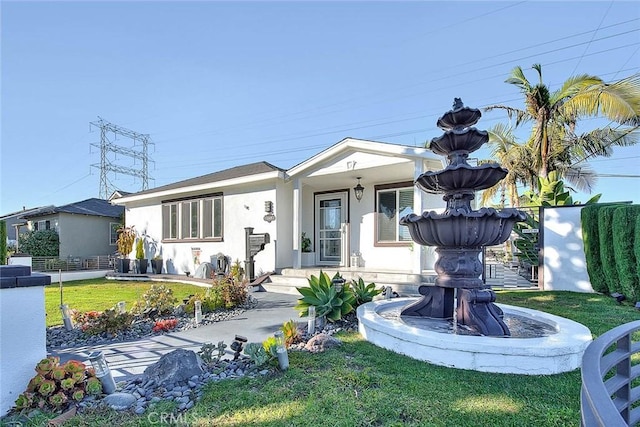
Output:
[332, 277, 345, 293]
[353, 177, 365, 202]
[88, 351, 116, 394]
[274, 330, 289, 370]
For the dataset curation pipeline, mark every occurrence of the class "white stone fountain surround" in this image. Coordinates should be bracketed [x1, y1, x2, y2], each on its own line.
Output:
[357, 298, 592, 375]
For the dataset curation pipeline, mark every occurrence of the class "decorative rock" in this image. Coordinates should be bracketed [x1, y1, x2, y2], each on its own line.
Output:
[304, 333, 342, 353]
[135, 406, 146, 415]
[143, 349, 205, 386]
[102, 392, 137, 411]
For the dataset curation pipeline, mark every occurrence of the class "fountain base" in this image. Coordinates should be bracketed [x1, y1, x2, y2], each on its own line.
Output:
[357, 298, 592, 375]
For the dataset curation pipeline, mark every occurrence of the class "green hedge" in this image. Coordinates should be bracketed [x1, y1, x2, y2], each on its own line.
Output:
[612, 205, 640, 302]
[0, 220, 6, 265]
[636, 214, 640, 297]
[581, 205, 607, 293]
[598, 206, 621, 294]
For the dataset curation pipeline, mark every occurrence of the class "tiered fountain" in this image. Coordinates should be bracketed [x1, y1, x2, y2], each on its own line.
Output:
[400, 98, 525, 336]
[357, 100, 593, 374]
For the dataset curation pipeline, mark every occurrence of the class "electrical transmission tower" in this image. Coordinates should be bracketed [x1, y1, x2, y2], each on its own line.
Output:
[90, 117, 154, 199]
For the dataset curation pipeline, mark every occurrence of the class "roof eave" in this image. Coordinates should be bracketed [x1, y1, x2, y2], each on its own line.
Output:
[113, 170, 285, 205]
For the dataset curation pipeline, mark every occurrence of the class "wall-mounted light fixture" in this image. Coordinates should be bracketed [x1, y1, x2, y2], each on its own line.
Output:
[263, 201, 275, 223]
[353, 177, 365, 202]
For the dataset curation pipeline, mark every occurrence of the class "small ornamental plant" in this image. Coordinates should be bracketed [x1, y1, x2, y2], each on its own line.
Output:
[14, 356, 101, 414]
[72, 307, 134, 336]
[152, 318, 178, 333]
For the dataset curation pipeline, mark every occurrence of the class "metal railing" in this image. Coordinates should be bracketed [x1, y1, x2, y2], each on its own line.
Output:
[32, 255, 116, 272]
[581, 320, 640, 426]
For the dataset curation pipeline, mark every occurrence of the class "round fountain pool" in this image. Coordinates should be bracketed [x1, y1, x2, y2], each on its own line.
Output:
[357, 298, 593, 375]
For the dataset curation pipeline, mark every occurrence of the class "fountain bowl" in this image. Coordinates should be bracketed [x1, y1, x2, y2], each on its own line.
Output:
[357, 298, 592, 375]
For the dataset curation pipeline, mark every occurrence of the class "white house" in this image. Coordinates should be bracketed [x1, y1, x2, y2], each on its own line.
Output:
[111, 138, 445, 282]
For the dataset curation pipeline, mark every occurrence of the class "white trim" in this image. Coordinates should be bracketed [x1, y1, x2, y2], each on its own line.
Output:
[287, 138, 433, 178]
[112, 170, 284, 204]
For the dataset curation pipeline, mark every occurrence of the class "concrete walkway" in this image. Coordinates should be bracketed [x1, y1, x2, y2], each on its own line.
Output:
[50, 292, 300, 381]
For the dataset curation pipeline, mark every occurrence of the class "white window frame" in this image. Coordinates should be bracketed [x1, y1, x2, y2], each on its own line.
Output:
[375, 182, 414, 246]
[162, 194, 223, 242]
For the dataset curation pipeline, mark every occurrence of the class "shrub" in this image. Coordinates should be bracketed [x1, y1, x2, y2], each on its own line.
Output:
[116, 226, 136, 257]
[599, 206, 622, 294]
[15, 356, 100, 413]
[581, 205, 608, 293]
[230, 259, 245, 282]
[135, 237, 145, 260]
[132, 284, 177, 316]
[184, 293, 221, 315]
[636, 215, 640, 292]
[349, 277, 383, 306]
[18, 229, 60, 256]
[152, 318, 178, 333]
[613, 205, 640, 301]
[295, 271, 356, 322]
[212, 275, 248, 309]
[0, 220, 6, 265]
[73, 307, 134, 336]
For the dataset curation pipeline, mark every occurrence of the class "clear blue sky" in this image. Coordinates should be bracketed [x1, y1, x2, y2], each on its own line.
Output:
[1, 1, 639, 214]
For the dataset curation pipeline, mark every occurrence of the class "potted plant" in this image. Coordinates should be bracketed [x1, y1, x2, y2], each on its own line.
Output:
[115, 226, 136, 273]
[135, 237, 148, 274]
[151, 254, 163, 274]
[301, 232, 315, 267]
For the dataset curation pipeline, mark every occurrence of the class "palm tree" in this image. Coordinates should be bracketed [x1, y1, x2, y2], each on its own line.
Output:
[479, 123, 537, 207]
[485, 65, 640, 193]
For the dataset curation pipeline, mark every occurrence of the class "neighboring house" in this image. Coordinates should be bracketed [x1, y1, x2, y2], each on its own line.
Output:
[0, 206, 51, 245]
[112, 138, 446, 276]
[20, 198, 124, 259]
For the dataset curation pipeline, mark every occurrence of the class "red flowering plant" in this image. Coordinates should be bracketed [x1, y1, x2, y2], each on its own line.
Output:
[152, 318, 178, 333]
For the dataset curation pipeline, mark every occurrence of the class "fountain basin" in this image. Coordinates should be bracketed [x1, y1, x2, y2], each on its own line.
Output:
[357, 298, 592, 375]
[400, 208, 525, 247]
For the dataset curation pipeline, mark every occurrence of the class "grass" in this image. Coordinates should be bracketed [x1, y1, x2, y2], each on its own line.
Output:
[9, 287, 640, 426]
[45, 279, 211, 327]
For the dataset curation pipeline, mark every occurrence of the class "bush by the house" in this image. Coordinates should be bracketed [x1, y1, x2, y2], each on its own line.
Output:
[213, 275, 249, 308]
[613, 205, 640, 302]
[18, 229, 60, 257]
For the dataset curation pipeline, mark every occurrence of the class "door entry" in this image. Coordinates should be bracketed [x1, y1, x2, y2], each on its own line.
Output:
[315, 192, 347, 266]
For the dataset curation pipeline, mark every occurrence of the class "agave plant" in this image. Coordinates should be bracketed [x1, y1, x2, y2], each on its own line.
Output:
[295, 271, 356, 322]
[349, 277, 383, 306]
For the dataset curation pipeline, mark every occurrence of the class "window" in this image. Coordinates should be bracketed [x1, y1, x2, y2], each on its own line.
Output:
[376, 183, 414, 245]
[162, 195, 222, 241]
[109, 222, 119, 245]
[34, 220, 51, 231]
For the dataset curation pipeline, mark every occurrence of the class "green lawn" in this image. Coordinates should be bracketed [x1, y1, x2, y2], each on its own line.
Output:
[45, 279, 210, 327]
[17, 288, 640, 426]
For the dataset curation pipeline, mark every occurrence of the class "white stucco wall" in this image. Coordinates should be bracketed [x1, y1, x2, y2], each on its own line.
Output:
[543, 206, 594, 292]
[0, 285, 47, 416]
[124, 183, 280, 276]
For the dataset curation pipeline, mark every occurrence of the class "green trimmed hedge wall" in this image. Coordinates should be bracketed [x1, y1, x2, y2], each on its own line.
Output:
[0, 220, 6, 265]
[581, 205, 607, 293]
[598, 206, 622, 294]
[636, 214, 640, 295]
[612, 205, 640, 302]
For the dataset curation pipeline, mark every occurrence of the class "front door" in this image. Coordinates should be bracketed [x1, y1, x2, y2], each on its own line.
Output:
[315, 192, 347, 266]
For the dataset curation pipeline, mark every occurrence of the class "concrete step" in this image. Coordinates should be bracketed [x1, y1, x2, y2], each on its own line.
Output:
[264, 269, 438, 296]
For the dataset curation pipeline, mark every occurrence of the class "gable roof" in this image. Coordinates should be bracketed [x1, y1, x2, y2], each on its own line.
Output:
[287, 137, 435, 177]
[0, 206, 50, 221]
[22, 198, 124, 219]
[113, 161, 286, 204]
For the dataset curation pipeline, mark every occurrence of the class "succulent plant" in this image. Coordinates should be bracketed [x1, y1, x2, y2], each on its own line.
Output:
[14, 357, 100, 414]
[295, 271, 356, 322]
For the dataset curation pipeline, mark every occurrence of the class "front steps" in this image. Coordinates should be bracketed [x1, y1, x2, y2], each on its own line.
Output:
[261, 268, 437, 296]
